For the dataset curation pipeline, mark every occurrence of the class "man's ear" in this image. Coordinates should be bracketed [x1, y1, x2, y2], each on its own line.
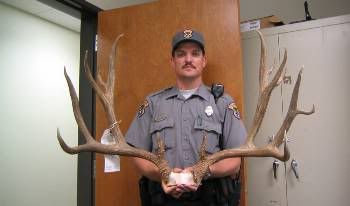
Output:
[170, 56, 175, 69]
[202, 56, 207, 68]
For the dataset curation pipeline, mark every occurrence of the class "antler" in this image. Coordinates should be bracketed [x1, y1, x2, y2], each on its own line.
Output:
[190, 30, 315, 184]
[58, 31, 315, 187]
[57, 34, 172, 183]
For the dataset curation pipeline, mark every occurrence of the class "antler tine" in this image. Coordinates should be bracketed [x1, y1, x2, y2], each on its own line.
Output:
[82, 35, 123, 124]
[198, 133, 208, 161]
[107, 34, 124, 101]
[64, 67, 96, 142]
[57, 129, 77, 154]
[57, 67, 98, 154]
[155, 133, 172, 182]
[83, 50, 116, 125]
[96, 70, 107, 92]
[272, 68, 315, 148]
[257, 30, 268, 93]
[245, 39, 287, 146]
[190, 133, 212, 183]
[155, 132, 166, 159]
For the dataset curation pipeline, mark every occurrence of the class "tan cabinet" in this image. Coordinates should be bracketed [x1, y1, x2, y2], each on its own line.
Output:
[242, 14, 350, 206]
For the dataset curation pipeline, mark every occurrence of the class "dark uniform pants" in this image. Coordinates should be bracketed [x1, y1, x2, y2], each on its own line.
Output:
[139, 177, 240, 206]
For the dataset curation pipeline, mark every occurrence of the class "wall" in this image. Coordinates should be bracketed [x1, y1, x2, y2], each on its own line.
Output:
[0, 3, 80, 206]
[240, 0, 350, 23]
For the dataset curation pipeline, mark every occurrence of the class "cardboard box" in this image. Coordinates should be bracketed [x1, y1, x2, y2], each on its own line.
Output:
[240, 15, 284, 32]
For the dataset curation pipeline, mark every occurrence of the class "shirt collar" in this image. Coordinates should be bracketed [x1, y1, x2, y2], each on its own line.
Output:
[164, 84, 211, 102]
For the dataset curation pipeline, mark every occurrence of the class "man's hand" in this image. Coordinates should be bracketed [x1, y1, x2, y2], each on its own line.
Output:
[161, 167, 201, 198]
[161, 168, 186, 199]
[161, 180, 183, 199]
[181, 167, 199, 192]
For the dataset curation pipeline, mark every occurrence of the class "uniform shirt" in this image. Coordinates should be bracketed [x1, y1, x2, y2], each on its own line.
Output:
[126, 84, 247, 169]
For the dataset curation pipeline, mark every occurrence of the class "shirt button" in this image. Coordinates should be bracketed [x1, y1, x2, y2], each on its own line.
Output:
[184, 152, 189, 160]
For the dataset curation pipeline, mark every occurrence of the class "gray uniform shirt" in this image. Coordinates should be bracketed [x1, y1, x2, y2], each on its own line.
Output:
[126, 84, 247, 168]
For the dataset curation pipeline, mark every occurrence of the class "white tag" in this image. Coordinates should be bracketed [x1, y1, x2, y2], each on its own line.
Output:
[101, 129, 120, 173]
[168, 172, 194, 185]
[240, 20, 261, 32]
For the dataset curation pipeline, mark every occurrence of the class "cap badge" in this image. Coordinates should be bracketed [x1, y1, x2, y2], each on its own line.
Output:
[183, 29, 193, 39]
[205, 106, 214, 116]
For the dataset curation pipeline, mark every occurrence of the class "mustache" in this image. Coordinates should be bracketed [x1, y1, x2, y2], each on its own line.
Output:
[182, 63, 195, 69]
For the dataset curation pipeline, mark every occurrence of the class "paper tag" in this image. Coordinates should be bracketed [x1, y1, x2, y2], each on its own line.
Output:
[101, 129, 120, 173]
[240, 20, 261, 32]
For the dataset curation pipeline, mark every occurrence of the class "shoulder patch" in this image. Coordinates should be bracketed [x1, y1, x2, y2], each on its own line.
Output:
[228, 102, 241, 120]
[137, 100, 149, 118]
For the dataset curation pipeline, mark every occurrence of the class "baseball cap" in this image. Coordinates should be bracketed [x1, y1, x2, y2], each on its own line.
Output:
[171, 29, 205, 54]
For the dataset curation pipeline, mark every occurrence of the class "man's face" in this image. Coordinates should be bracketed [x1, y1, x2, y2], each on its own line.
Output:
[171, 42, 207, 81]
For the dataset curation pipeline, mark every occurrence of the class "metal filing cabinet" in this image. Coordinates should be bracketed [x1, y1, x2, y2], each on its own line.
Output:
[242, 14, 350, 206]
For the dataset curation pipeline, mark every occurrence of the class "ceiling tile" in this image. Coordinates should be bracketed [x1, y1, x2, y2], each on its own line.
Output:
[0, 0, 80, 32]
[86, 0, 156, 10]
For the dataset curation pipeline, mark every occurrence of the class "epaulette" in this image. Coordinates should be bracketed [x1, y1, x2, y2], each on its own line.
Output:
[148, 86, 173, 98]
[216, 94, 232, 105]
[137, 87, 173, 118]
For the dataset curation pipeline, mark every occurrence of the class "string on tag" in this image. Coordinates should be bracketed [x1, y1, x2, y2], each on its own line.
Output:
[109, 120, 122, 133]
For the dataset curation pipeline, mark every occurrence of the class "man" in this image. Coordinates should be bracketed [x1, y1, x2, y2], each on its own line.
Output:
[126, 29, 246, 205]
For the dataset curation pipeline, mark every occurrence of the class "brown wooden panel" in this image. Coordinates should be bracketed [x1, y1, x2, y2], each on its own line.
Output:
[95, 0, 245, 205]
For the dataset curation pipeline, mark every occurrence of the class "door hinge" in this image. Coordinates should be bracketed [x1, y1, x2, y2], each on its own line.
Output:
[95, 34, 98, 52]
[93, 158, 96, 179]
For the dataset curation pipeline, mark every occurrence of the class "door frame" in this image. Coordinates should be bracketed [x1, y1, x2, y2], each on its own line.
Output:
[39, 1, 102, 206]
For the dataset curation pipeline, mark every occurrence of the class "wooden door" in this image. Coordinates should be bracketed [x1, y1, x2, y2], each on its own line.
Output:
[95, 0, 244, 205]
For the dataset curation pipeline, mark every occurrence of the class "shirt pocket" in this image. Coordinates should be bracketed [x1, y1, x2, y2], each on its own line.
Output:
[149, 117, 175, 152]
[194, 119, 222, 154]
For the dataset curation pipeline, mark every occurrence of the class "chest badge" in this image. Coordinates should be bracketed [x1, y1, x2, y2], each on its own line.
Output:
[205, 106, 214, 117]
